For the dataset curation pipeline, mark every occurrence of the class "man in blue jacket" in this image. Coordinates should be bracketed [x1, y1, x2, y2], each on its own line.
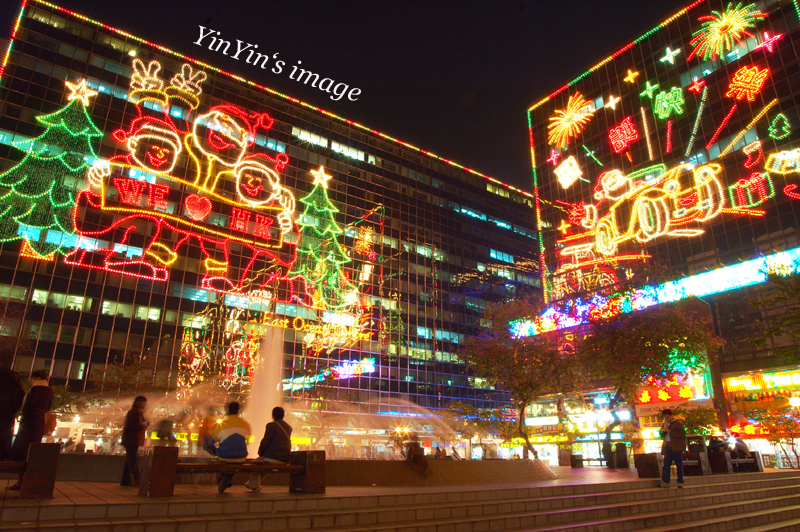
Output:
[210, 402, 251, 493]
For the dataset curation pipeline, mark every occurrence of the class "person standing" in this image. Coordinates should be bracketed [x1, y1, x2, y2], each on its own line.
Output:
[246, 406, 292, 492]
[197, 406, 217, 456]
[7, 370, 54, 491]
[0, 370, 24, 460]
[659, 408, 687, 488]
[210, 402, 250, 493]
[120, 396, 149, 487]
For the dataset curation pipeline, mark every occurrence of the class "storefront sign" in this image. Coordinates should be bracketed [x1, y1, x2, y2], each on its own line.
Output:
[524, 416, 559, 427]
[725, 369, 800, 392]
[634, 398, 713, 418]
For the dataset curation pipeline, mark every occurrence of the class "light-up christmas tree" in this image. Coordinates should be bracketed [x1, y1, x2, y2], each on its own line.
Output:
[288, 166, 356, 310]
[0, 79, 102, 258]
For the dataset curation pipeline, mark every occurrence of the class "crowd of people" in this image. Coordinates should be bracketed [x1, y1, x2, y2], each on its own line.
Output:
[119, 397, 292, 493]
[0, 368, 295, 494]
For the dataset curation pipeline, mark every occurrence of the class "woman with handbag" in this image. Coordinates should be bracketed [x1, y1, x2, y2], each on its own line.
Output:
[6, 370, 54, 491]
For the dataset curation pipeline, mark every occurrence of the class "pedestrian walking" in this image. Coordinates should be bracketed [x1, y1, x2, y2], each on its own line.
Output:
[120, 396, 149, 487]
[6, 370, 54, 491]
[659, 408, 687, 488]
[0, 370, 24, 460]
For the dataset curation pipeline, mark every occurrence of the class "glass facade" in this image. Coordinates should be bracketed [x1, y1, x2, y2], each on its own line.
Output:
[0, 1, 540, 419]
[526, 0, 800, 373]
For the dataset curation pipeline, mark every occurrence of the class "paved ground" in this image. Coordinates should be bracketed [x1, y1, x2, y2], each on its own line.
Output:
[0, 466, 647, 508]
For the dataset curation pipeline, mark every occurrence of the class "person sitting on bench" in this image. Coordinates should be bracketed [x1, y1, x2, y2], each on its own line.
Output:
[210, 402, 251, 493]
[246, 406, 292, 493]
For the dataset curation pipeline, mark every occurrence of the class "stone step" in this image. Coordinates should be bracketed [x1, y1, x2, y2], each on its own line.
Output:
[522, 497, 800, 532]
[736, 516, 800, 531]
[9, 482, 800, 532]
[643, 504, 800, 532]
[5, 474, 799, 526]
[331, 492, 800, 532]
[4, 472, 800, 532]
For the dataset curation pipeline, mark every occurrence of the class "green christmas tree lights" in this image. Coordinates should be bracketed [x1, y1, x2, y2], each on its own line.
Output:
[0, 79, 102, 258]
[288, 166, 357, 310]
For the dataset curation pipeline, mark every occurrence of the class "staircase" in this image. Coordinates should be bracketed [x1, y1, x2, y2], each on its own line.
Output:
[2, 470, 800, 531]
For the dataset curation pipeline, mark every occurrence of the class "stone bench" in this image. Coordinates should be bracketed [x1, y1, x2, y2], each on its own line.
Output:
[138, 447, 325, 496]
[0, 443, 60, 498]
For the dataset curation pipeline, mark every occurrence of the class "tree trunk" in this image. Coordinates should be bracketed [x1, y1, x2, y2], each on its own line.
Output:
[779, 442, 794, 469]
[519, 401, 538, 459]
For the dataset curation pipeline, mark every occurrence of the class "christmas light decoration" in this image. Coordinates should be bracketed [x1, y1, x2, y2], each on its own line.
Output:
[592, 162, 724, 256]
[0, 78, 102, 259]
[659, 46, 682, 65]
[688, 79, 706, 93]
[742, 141, 763, 169]
[754, 31, 783, 53]
[554, 156, 584, 189]
[557, 220, 571, 236]
[640, 81, 660, 100]
[287, 166, 357, 311]
[685, 87, 708, 157]
[547, 92, 594, 148]
[768, 113, 792, 140]
[765, 149, 800, 174]
[582, 145, 603, 167]
[281, 358, 376, 391]
[785, 185, 800, 200]
[624, 70, 640, 83]
[726, 66, 770, 102]
[653, 87, 685, 120]
[687, 3, 766, 62]
[512, 245, 800, 337]
[706, 104, 738, 150]
[608, 116, 639, 153]
[546, 150, 561, 165]
[720, 99, 778, 157]
[604, 95, 621, 110]
[666, 120, 673, 153]
[9, 2, 531, 202]
[641, 107, 654, 161]
[728, 172, 775, 208]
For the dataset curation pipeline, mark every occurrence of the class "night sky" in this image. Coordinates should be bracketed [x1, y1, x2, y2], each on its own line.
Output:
[0, 0, 691, 192]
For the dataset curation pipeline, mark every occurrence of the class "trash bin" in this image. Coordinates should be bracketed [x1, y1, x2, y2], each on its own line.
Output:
[614, 443, 629, 468]
[570, 454, 584, 468]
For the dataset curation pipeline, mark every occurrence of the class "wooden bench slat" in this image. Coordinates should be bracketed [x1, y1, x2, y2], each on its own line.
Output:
[176, 463, 303, 473]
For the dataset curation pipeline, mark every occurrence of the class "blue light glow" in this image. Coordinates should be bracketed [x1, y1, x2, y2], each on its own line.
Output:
[513, 246, 800, 337]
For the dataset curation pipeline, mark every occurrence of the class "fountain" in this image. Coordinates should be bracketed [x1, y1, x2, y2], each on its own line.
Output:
[245, 325, 284, 456]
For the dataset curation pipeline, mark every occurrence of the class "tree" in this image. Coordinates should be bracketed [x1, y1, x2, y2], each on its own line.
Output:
[674, 405, 719, 435]
[461, 299, 584, 459]
[287, 166, 356, 310]
[0, 79, 101, 258]
[750, 407, 800, 468]
[578, 299, 721, 407]
[750, 266, 800, 363]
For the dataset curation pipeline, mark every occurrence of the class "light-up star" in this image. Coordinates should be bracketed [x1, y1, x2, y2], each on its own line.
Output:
[624, 69, 640, 84]
[659, 47, 682, 65]
[688, 78, 706, 93]
[557, 220, 571, 236]
[640, 81, 659, 99]
[754, 31, 783, 53]
[65, 79, 98, 106]
[604, 95, 621, 110]
[546, 150, 561, 165]
[310, 166, 333, 188]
